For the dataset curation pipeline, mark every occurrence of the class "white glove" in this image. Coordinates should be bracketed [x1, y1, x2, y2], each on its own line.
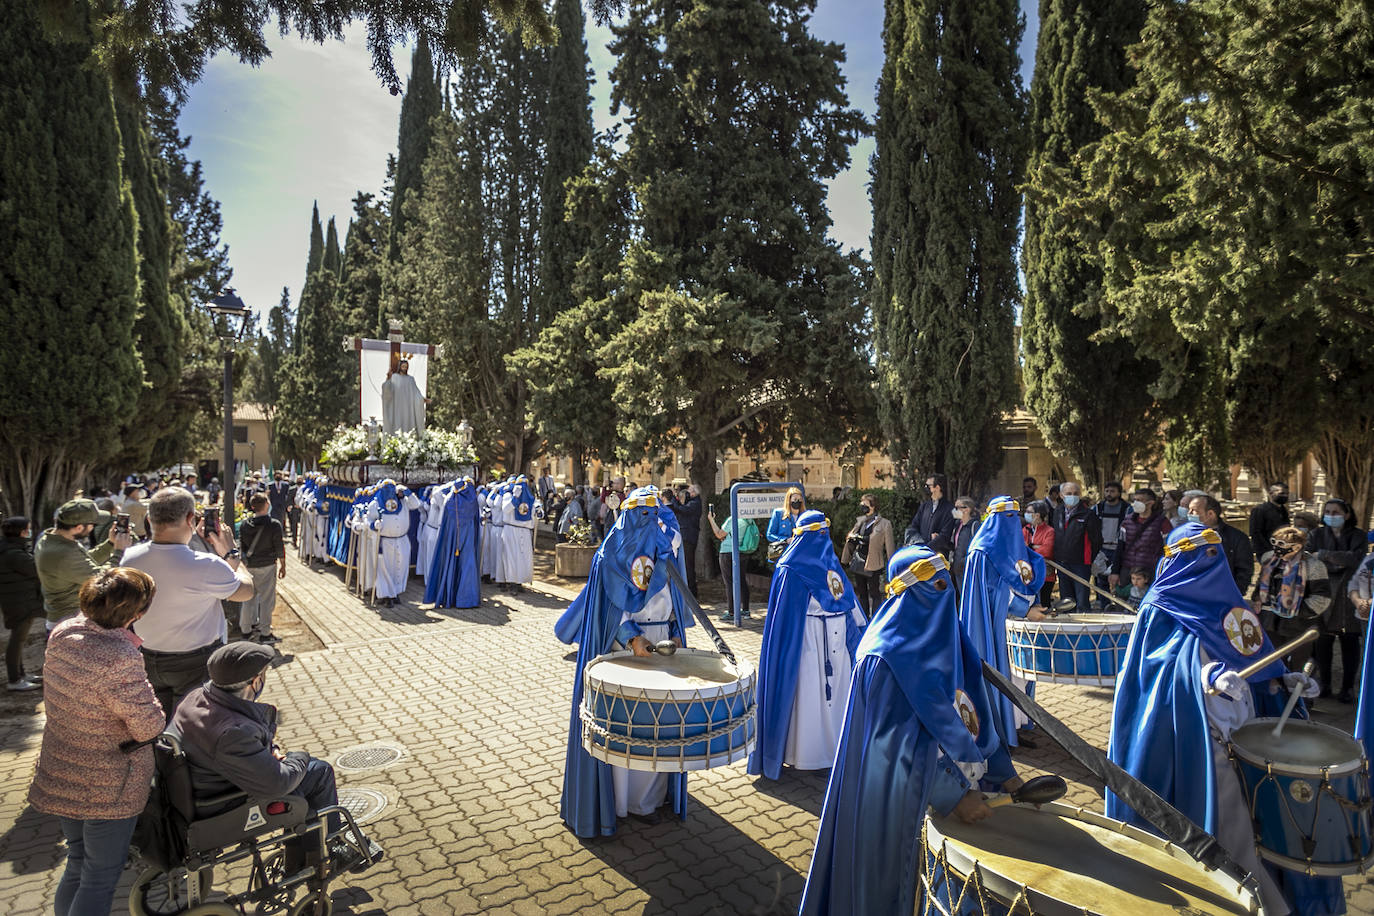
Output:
[1204, 663, 1250, 704]
[1283, 671, 1321, 699]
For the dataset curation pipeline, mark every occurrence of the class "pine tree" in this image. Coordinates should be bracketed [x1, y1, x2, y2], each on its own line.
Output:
[1019, 0, 1153, 490]
[872, 0, 1026, 497]
[594, 0, 873, 505]
[0, 0, 143, 518]
[388, 39, 443, 265]
[536, 0, 594, 329]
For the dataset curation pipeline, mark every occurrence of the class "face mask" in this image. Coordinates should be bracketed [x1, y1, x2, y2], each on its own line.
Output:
[790, 501, 802, 511]
[1324, 514, 1345, 529]
[1023, 512, 1034, 524]
[1187, 513, 1202, 524]
[862, 504, 874, 515]
[251, 678, 266, 701]
[1274, 494, 1289, 505]
[1177, 506, 1189, 520]
[1131, 500, 1147, 514]
[1063, 494, 1080, 508]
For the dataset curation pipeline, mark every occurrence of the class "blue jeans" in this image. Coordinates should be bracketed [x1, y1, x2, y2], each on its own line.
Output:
[1058, 562, 1092, 611]
[55, 815, 138, 916]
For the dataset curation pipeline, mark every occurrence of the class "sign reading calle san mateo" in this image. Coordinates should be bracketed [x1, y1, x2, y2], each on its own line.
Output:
[733, 489, 790, 519]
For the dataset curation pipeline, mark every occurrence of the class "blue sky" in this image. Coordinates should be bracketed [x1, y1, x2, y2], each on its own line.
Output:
[180, 1, 1038, 320]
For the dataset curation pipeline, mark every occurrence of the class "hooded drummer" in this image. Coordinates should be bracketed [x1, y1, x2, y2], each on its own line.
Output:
[801, 545, 1026, 915]
[749, 510, 866, 779]
[1108, 523, 1329, 916]
[958, 496, 1047, 748]
[554, 486, 695, 836]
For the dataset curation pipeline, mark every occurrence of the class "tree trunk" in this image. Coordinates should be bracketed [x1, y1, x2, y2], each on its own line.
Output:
[690, 439, 717, 582]
[571, 446, 586, 487]
[1317, 425, 1374, 529]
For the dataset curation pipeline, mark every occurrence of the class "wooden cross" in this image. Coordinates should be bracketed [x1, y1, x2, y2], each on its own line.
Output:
[342, 319, 445, 362]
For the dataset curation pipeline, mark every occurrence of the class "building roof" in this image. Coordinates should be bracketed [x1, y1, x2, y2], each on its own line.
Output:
[234, 402, 270, 422]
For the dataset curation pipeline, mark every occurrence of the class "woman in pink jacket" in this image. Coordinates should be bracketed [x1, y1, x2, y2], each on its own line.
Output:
[28, 567, 165, 916]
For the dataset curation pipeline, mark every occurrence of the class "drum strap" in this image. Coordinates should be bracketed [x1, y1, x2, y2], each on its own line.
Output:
[980, 662, 1257, 889]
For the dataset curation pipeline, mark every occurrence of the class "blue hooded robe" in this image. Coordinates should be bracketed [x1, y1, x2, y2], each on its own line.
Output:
[554, 486, 696, 837]
[957, 496, 1045, 747]
[749, 510, 866, 779]
[801, 545, 1016, 916]
[1108, 522, 1342, 915]
[424, 479, 481, 608]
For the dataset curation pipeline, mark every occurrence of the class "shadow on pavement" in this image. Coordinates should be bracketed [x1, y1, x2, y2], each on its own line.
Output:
[0, 804, 64, 873]
[582, 804, 803, 915]
[751, 768, 829, 818]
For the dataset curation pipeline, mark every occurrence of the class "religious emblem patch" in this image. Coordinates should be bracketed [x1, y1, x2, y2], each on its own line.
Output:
[605, 492, 622, 511]
[827, 570, 845, 600]
[631, 555, 654, 591]
[517, 502, 530, 516]
[320, 501, 330, 512]
[385, 498, 399, 513]
[954, 689, 979, 739]
[1015, 559, 1034, 585]
[1223, 606, 1265, 656]
[1289, 779, 1315, 804]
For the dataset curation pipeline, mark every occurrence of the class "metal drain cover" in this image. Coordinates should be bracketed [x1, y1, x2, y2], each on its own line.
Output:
[335, 787, 389, 825]
[333, 743, 406, 772]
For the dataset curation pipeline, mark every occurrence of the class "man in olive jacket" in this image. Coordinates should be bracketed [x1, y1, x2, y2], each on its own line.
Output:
[35, 498, 130, 628]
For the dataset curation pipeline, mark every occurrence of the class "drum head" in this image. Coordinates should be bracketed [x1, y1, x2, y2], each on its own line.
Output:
[925, 803, 1257, 916]
[1231, 718, 1365, 775]
[585, 648, 751, 698]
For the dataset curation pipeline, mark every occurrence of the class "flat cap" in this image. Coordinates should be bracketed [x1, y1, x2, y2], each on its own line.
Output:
[207, 641, 275, 687]
[55, 498, 109, 526]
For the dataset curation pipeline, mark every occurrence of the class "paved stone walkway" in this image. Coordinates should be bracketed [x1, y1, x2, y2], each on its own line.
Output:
[1, 545, 1371, 914]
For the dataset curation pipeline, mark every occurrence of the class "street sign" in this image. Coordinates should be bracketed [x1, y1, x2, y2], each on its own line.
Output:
[733, 489, 788, 519]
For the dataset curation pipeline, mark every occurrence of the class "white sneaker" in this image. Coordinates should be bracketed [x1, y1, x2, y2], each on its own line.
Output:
[6, 677, 41, 692]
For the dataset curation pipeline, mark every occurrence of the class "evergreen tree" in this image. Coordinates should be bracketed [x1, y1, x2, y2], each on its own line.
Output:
[323, 216, 342, 276]
[388, 39, 443, 266]
[247, 287, 293, 459]
[872, 0, 1027, 496]
[277, 268, 353, 461]
[536, 0, 594, 329]
[0, 1, 143, 519]
[595, 0, 873, 506]
[335, 192, 389, 336]
[1064, 0, 1374, 516]
[297, 204, 324, 352]
[1019, 0, 1153, 489]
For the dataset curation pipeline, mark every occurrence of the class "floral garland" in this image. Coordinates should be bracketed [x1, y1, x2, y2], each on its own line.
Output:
[322, 424, 478, 470]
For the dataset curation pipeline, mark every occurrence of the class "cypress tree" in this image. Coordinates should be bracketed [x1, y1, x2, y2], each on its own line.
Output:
[388, 38, 443, 264]
[594, 0, 873, 506]
[1020, 0, 1152, 489]
[872, 0, 1027, 496]
[277, 268, 353, 460]
[323, 216, 342, 276]
[0, 0, 142, 518]
[296, 204, 324, 353]
[335, 193, 389, 336]
[536, 0, 594, 330]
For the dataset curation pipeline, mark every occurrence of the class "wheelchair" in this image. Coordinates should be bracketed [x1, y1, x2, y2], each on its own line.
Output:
[127, 734, 376, 916]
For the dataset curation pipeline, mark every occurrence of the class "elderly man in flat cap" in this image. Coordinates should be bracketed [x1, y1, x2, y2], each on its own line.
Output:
[170, 641, 383, 873]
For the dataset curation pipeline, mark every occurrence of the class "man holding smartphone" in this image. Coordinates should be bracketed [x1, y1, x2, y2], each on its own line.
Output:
[123, 488, 254, 720]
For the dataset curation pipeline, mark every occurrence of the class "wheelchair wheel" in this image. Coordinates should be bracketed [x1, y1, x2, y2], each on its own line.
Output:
[182, 906, 237, 916]
[287, 892, 332, 916]
[128, 866, 214, 916]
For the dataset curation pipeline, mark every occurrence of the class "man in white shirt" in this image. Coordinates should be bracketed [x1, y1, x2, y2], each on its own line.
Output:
[123, 487, 254, 720]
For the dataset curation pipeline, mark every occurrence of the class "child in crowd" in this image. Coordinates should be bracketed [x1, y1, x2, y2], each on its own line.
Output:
[1114, 567, 1150, 609]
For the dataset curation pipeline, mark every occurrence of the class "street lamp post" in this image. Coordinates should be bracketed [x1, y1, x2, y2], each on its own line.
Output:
[207, 289, 251, 532]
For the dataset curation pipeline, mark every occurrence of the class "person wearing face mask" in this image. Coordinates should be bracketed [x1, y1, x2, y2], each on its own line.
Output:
[902, 473, 957, 557]
[842, 495, 895, 614]
[1251, 526, 1330, 674]
[1308, 498, 1368, 702]
[1158, 489, 1186, 533]
[1050, 482, 1101, 611]
[171, 641, 384, 874]
[1249, 483, 1291, 558]
[950, 497, 980, 595]
[1110, 488, 1169, 591]
[766, 487, 807, 562]
[1022, 501, 1057, 607]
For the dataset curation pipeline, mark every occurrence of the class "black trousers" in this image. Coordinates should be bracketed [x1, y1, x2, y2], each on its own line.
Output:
[718, 553, 749, 614]
[5, 614, 36, 683]
[682, 542, 698, 597]
[1316, 631, 1362, 693]
[853, 571, 884, 616]
[142, 641, 222, 721]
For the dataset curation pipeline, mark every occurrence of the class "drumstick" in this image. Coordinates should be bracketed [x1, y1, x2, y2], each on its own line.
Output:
[1272, 659, 1317, 738]
[663, 558, 737, 665]
[1204, 628, 1319, 696]
[986, 774, 1068, 809]
[1043, 558, 1138, 614]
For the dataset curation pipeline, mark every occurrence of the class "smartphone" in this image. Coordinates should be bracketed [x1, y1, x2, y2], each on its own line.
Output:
[204, 506, 220, 535]
[115, 513, 130, 534]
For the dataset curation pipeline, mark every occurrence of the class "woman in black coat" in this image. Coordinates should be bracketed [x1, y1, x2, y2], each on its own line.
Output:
[1308, 498, 1369, 702]
[0, 516, 43, 690]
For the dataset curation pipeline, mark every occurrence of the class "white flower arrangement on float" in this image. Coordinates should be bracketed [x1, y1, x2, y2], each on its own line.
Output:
[323, 425, 477, 470]
[321, 424, 369, 466]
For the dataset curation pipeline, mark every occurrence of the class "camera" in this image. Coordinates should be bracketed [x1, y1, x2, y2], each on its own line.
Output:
[204, 506, 220, 535]
[115, 513, 130, 534]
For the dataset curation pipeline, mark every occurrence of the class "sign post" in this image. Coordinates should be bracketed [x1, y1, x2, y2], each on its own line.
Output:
[728, 480, 804, 627]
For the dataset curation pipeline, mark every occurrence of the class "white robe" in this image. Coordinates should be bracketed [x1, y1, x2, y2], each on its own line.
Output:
[381, 371, 426, 436]
[484, 492, 503, 579]
[417, 484, 450, 584]
[612, 583, 675, 816]
[498, 485, 537, 585]
[308, 493, 330, 561]
[785, 595, 863, 770]
[368, 491, 421, 599]
[349, 508, 376, 592]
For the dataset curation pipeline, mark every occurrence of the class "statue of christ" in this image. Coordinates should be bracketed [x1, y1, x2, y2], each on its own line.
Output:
[381, 359, 428, 436]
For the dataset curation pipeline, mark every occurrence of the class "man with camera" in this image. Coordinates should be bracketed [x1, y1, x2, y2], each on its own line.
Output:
[123, 487, 254, 720]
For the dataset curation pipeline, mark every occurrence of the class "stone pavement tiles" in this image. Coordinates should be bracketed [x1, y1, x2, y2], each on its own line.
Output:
[0, 551, 1369, 914]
